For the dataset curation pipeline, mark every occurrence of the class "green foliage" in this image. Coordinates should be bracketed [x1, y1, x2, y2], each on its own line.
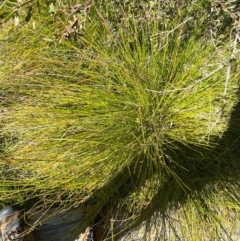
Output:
[1, 0, 239, 40]
[1, 0, 37, 25]
[0, 1, 240, 240]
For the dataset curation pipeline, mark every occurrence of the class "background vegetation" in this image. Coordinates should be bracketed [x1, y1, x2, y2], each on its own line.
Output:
[0, 0, 240, 240]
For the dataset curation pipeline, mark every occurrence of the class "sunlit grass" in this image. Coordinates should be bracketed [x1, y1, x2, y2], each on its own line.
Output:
[0, 3, 240, 240]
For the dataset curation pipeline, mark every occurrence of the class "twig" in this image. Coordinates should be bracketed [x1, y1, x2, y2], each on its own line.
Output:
[63, 16, 79, 39]
[200, 30, 239, 142]
[222, 29, 240, 116]
[151, 17, 193, 38]
[71, 0, 92, 15]
[63, 0, 93, 39]
[19, 0, 35, 8]
[145, 64, 225, 95]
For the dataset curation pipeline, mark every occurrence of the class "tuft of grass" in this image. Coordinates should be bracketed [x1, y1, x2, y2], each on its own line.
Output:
[1, 2, 240, 240]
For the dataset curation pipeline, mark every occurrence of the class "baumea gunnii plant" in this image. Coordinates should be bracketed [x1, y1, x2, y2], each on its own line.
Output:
[0, 6, 239, 240]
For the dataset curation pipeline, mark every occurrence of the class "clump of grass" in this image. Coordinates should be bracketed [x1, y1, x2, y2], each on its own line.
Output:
[1, 2, 240, 240]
